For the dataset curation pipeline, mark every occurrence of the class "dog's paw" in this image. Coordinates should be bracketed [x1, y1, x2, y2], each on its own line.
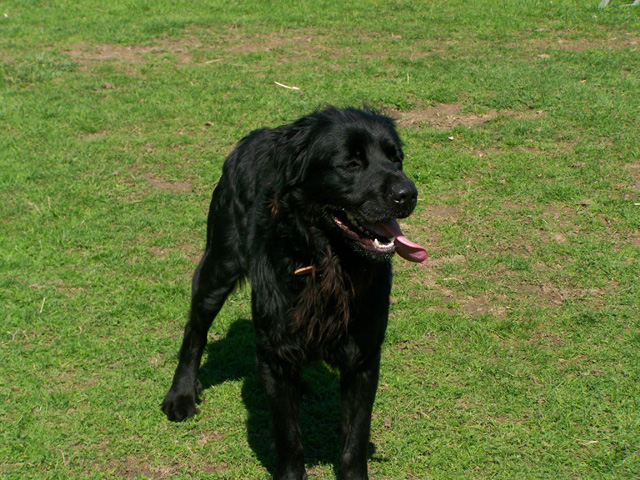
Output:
[274, 470, 308, 480]
[161, 390, 199, 422]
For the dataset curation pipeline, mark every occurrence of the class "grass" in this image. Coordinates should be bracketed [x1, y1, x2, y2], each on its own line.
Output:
[1, 0, 639, 478]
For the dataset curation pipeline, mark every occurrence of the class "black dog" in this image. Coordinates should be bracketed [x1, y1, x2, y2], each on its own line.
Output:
[162, 106, 427, 480]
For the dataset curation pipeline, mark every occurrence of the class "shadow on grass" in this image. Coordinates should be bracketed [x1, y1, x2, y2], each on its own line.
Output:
[198, 318, 344, 477]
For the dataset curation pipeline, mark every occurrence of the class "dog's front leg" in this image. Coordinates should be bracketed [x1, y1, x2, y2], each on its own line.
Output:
[339, 352, 380, 480]
[162, 249, 241, 422]
[257, 348, 307, 480]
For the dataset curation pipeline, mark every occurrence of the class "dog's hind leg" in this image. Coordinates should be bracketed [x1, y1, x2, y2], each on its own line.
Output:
[162, 244, 244, 422]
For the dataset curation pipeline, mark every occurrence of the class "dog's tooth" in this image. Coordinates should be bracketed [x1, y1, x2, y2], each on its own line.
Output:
[373, 237, 395, 252]
[346, 211, 355, 221]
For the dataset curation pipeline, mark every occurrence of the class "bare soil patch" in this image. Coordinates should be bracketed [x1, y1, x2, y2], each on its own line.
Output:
[626, 162, 640, 188]
[110, 455, 172, 480]
[385, 103, 545, 130]
[528, 31, 640, 53]
[421, 205, 461, 226]
[101, 450, 229, 480]
[463, 293, 508, 319]
[144, 173, 193, 193]
[66, 30, 336, 69]
[222, 32, 322, 56]
[67, 39, 201, 65]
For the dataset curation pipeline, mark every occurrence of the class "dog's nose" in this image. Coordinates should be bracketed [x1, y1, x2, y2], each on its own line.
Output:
[391, 181, 418, 208]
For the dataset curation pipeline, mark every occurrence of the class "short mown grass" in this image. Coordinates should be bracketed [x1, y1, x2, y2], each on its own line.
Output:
[1, 1, 639, 479]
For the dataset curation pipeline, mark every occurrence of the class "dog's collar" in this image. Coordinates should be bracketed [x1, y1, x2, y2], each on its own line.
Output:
[294, 265, 314, 276]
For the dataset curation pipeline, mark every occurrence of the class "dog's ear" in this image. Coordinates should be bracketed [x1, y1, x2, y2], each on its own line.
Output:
[268, 118, 316, 192]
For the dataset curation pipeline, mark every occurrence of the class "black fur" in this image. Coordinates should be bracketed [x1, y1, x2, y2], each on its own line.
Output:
[162, 106, 419, 480]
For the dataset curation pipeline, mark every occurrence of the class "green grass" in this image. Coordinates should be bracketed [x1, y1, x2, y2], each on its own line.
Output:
[1, 0, 639, 478]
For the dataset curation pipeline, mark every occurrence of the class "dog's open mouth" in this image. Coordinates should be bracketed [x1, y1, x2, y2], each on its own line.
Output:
[333, 211, 428, 264]
[334, 211, 396, 254]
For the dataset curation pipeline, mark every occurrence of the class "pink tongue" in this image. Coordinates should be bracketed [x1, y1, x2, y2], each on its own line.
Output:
[365, 219, 428, 264]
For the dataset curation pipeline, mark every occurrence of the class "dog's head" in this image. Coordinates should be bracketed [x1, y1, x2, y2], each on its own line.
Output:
[270, 106, 427, 264]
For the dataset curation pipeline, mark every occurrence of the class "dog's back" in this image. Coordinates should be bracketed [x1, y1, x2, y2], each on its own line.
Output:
[204, 128, 272, 255]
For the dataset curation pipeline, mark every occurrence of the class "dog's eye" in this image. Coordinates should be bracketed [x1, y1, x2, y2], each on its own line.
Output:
[344, 160, 362, 170]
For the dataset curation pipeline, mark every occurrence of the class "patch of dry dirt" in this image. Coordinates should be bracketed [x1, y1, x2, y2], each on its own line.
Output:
[419, 205, 461, 227]
[385, 103, 545, 130]
[463, 293, 509, 319]
[626, 162, 640, 188]
[66, 29, 334, 67]
[109, 456, 165, 480]
[67, 38, 201, 65]
[526, 30, 640, 53]
[144, 173, 193, 193]
[105, 453, 228, 479]
[222, 32, 321, 56]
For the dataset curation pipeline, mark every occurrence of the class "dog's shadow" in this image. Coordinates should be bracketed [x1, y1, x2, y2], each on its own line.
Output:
[198, 318, 344, 477]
